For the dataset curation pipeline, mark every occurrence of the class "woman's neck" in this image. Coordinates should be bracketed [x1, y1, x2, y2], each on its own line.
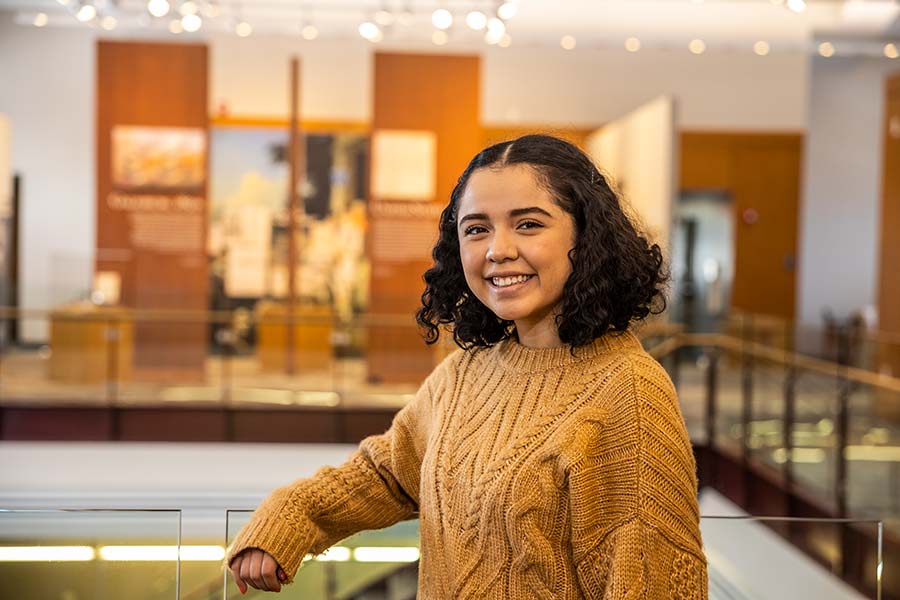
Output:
[514, 314, 564, 348]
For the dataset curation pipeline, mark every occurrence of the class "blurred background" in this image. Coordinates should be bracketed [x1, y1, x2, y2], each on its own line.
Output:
[0, 0, 898, 598]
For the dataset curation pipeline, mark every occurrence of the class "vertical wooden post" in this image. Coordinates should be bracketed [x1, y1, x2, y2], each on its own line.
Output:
[286, 57, 304, 374]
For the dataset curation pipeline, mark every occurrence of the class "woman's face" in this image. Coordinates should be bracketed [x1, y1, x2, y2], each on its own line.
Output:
[456, 164, 576, 344]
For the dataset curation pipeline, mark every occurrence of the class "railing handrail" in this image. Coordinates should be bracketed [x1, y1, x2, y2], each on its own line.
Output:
[648, 332, 900, 395]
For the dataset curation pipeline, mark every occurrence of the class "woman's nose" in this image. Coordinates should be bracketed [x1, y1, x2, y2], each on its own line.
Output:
[486, 231, 518, 262]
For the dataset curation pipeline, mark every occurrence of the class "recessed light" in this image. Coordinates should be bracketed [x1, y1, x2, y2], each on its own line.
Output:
[818, 41, 835, 57]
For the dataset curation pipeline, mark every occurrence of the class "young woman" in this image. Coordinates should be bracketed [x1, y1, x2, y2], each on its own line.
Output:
[228, 134, 707, 598]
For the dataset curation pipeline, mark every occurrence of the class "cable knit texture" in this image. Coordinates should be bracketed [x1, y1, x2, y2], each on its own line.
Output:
[226, 331, 708, 598]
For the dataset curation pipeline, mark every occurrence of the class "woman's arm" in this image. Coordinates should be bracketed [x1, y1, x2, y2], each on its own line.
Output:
[225, 359, 447, 585]
[567, 356, 707, 599]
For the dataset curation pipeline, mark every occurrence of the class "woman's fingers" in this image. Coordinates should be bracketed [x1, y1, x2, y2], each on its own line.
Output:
[261, 552, 282, 592]
[232, 549, 283, 593]
[229, 554, 248, 595]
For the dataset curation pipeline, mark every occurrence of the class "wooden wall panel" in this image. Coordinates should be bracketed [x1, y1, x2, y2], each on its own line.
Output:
[367, 53, 481, 383]
[878, 73, 900, 377]
[96, 41, 208, 377]
[481, 125, 594, 150]
[680, 132, 803, 319]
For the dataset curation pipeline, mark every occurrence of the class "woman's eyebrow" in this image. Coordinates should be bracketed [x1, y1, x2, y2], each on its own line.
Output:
[459, 206, 553, 226]
[459, 212, 488, 225]
[509, 207, 553, 219]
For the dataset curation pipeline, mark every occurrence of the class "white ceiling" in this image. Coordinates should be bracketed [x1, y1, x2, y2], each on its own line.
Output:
[2, 0, 899, 54]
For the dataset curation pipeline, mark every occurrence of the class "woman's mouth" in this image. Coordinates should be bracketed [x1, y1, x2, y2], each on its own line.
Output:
[488, 274, 534, 288]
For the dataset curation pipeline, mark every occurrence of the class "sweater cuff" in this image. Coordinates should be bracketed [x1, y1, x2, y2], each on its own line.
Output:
[224, 509, 321, 583]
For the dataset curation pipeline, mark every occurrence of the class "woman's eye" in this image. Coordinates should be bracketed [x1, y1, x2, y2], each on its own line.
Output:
[517, 220, 543, 230]
[464, 225, 487, 236]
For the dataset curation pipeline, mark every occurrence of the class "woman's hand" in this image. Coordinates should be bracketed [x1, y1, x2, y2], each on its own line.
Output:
[229, 548, 288, 594]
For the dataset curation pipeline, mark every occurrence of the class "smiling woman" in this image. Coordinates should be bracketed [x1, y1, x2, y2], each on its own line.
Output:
[226, 135, 708, 599]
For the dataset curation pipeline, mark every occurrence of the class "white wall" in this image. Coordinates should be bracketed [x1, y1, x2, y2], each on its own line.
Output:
[209, 34, 372, 121]
[585, 95, 678, 249]
[0, 13, 95, 342]
[482, 45, 807, 130]
[797, 55, 898, 325]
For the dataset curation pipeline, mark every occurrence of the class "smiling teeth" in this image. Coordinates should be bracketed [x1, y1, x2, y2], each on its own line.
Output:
[492, 275, 531, 287]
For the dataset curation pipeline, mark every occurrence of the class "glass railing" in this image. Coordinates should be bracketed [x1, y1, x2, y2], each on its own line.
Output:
[225, 510, 421, 600]
[220, 512, 882, 599]
[0, 508, 184, 600]
[0, 507, 883, 599]
[0, 306, 681, 413]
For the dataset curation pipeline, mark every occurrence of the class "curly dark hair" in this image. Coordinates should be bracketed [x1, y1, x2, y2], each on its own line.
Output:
[416, 134, 667, 350]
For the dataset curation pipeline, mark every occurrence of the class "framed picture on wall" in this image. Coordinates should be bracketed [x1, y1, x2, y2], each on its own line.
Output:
[111, 126, 206, 192]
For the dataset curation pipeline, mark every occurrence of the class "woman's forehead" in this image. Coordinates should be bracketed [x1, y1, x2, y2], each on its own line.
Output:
[459, 165, 558, 214]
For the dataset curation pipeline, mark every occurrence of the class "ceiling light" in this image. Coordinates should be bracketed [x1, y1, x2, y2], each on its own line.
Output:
[466, 10, 487, 30]
[432, 29, 448, 45]
[353, 546, 420, 563]
[754, 40, 770, 56]
[431, 8, 452, 30]
[486, 17, 505, 39]
[235, 20, 251, 37]
[818, 41, 835, 57]
[147, 0, 169, 18]
[787, 0, 806, 13]
[497, 1, 518, 20]
[560, 35, 576, 50]
[498, 33, 512, 47]
[886, 43, 899, 59]
[689, 39, 706, 54]
[314, 547, 351, 562]
[625, 37, 641, 52]
[374, 10, 394, 26]
[0, 546, 95, 561]
[179, 0, 197, 16]
[181, 13, 201, 32]
[101, 15, 117, 30]
[57, 0, 71, 5]
[301, 24, 318, 40]
[33, 12, 48, 27]
[168, 18, 183, 33]
[75, 4, 97, 21]
[98, 545, 225, 561]
[359, 21, 380, 41]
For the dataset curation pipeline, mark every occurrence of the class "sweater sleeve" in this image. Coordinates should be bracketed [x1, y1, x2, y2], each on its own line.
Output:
[567, 356, 708, 599]
[224, 361, 445, 582]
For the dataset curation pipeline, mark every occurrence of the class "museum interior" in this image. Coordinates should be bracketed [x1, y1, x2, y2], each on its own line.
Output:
[0, 0, 899, 598]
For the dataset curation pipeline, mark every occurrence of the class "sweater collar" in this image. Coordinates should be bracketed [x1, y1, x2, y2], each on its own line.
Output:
[492, 329, 642, 373]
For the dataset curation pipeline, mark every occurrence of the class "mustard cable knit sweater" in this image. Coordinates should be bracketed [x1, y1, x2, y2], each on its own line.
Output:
[226, 331, 708, 599]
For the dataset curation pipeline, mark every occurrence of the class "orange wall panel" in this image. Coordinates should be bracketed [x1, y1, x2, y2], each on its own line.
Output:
[367, 53, 481, 383]
[680, 132, 803, 320]
[96, 41, 208, 375]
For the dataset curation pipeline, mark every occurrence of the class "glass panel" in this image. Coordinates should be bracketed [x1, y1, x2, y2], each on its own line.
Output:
[0, 311, 109, 405]
[747, 357, 788, 479]
[791, 370, 840, 507]
[846, 382, 900, 529]
[0, 509, 182, 599]
[225, 510, 420, 599]
[715, 345, 744, 457]
[225, 512, 882, 599]
[116, 312, 221, 407]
